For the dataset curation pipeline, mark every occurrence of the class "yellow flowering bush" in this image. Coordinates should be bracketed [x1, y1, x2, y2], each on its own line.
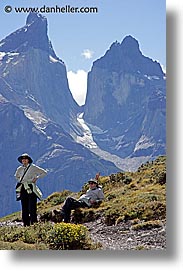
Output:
[47, 222, 90, 250]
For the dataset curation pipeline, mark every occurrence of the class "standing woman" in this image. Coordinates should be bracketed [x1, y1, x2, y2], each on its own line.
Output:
[15, 153, 47, 226]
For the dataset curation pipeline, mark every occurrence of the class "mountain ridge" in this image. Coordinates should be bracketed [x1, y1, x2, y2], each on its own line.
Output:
[92, 35, 164, 76]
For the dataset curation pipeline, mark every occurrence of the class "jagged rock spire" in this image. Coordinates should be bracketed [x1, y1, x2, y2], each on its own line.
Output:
[93, 35, 164, 77]
[0, 12, 50, 53]
[26, 12, 46, 25]
[120, 35, 140, 54]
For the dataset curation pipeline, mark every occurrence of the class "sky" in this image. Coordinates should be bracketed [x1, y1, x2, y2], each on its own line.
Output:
[0, 0, 166, 105]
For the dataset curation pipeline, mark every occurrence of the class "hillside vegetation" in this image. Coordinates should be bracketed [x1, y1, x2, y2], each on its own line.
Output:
[0, 156, 166, 250]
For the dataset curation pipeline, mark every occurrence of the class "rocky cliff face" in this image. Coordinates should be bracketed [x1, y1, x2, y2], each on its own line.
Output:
[0, 13, 118, 217]
[0, 12, 78, 131]
[84, 36, 166, 159]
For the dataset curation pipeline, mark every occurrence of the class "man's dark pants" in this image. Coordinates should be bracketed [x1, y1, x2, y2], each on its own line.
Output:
[21, 186, 38, 226]
[61, 197, 88, 222]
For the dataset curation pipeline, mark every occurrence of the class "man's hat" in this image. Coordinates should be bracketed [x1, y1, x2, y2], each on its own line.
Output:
[88, 178, 98, 184]
[18, 153, 33, 164]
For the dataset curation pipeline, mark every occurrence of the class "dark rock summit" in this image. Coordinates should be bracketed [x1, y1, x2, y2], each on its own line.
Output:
[0, 12, 54, 57]
[93, 36, 164, 76]
[0, 12, 78, 130]
[84, 36, 166, 159]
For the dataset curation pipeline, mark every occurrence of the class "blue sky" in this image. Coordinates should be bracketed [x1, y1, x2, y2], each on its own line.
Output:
[0, 0, 166, 105]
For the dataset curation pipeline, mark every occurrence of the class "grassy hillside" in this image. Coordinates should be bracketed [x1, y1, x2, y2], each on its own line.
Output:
[0, 156, 166, 250]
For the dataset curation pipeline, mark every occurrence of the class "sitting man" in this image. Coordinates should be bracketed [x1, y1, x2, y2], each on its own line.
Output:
[60, 178, 104, 223]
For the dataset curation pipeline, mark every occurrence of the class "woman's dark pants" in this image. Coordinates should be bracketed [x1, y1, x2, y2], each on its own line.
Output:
[20, 187, 37, 226]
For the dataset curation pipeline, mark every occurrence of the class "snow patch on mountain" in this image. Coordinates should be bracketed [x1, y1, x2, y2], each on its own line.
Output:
[134, 135, 154, 152]
[23, 107, 50, 132]
[0, 94, 8, 103]
[76, 112, 98, 149]
[0, 52, 6, 60]
[144, 74, 161, 80]
[74, 112, 149, 171]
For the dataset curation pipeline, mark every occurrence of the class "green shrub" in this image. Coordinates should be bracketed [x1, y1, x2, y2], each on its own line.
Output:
[123, 176, 132, 184]
[156, 171, 166, 185]
[45, 191, 71, 206]
[0, 223, 53, 247]
[22, 229, 36, 244]
[106, 193, 116, 201]
[2, 226, 24, 242]
[51, 195, 65, 206]
[21, 223, 53, 244]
